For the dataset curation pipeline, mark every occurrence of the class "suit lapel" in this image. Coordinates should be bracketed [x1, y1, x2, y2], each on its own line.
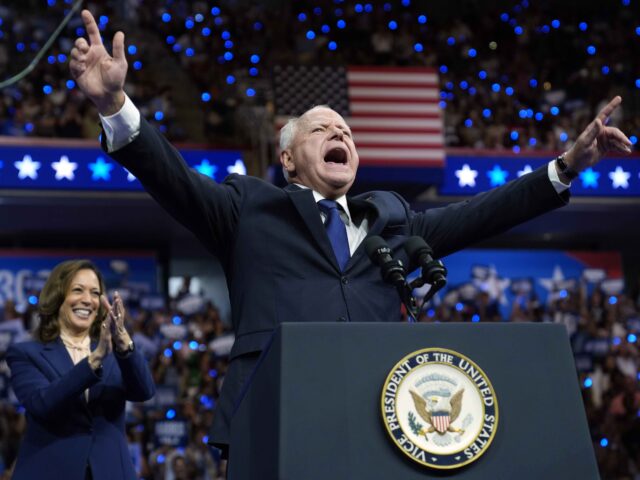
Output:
[350, 192, 389, 238]
[285, 184, 340, 270]
[41, 337, 74, 377]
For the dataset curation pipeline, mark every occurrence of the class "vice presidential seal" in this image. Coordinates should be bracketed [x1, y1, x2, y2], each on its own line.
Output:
[381, 348, 498, 469]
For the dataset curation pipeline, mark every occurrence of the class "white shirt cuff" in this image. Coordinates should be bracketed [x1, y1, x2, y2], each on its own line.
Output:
[99, 94, 141, 152]
[547, 159, 570, 193]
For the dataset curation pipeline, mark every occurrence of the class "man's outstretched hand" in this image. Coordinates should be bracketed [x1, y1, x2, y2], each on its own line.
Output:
[562, 96, 632, 182]
[69, 10, 127, 116]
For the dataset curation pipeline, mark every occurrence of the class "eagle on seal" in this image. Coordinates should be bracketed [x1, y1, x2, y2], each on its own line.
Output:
[410, 389, 465, 435]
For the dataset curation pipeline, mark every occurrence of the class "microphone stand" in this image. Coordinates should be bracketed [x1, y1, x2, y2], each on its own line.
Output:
[380, 258, 419, 323]
[409, 259, 448, 307]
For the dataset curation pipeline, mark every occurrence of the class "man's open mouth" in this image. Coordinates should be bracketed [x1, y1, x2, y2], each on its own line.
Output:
[324, 147, 347, 164]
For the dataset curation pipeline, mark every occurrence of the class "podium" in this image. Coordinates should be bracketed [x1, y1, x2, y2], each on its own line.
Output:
[228, 323, 598, 479]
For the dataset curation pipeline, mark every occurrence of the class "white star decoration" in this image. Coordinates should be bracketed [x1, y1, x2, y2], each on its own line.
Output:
[123, 168, 137, 182]
[14, 155, 41, 179]
[517, 164, 533, 177]
[455, 164, 478, 187]
[609, 166, 630, 189]
[227, 159, 247, 175]
[51, 155, 78, 180]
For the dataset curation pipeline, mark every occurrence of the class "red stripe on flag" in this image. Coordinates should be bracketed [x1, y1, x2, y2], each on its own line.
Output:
[347, 66, 444, 167]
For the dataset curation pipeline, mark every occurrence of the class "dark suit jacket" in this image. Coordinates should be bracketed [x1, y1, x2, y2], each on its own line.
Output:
[7, 338, 155, 480]
[109, 117, 569, 452]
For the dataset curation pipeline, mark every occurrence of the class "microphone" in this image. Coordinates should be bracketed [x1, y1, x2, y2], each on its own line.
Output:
[364, 236, 417, 322]
[404, 236, 447, 304]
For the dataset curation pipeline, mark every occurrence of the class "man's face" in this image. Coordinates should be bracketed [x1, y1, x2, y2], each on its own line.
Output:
[281, 107, 359, 198]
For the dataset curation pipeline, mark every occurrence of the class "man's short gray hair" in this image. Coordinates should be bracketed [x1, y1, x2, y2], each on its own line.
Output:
[278, 104, 334, 151]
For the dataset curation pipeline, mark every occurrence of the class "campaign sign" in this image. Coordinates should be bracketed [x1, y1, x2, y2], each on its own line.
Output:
[154, 419, 188, 447]
[0, 250, 159, 309]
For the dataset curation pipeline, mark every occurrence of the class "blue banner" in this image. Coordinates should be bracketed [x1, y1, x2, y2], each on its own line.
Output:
[442, 155, 640, 197]
[0, 144, 245, 191]
[0, 250, 159, 309]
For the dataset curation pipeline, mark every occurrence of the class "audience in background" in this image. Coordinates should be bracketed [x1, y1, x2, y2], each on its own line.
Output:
[1, 1, 638, 151]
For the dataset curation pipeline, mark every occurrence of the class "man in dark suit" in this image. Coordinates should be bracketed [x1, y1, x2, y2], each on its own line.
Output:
[69, 10, 632, 457]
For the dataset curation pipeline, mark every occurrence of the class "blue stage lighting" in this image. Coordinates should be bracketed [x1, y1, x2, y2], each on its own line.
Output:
[57, 53, 67, 63]
[127, 45, 137, 55]
[133, 61, 142, 70]
[166, 409, 176, 419]
[211, 6, 220, 15]
[166, 35, 175, 44]
[223, 51, 233, 61]
[471, 314, 480, 322]
[455, 303, 463, 312]
[478, 70, 487, 79]
[447, 36, 455, 45]
[226, 75, 235, 84]
[600, 438, 608, 448]
[66, 80, 75, 89]
[482, 108, 492, 118]
[328, 41, 338, 50]
[551, 19, 560, 28]
[221, 30, 230, 40]
[163, 348, 173, 358]
[189, 341, 198, 350]
[439, 65, 448, 74]
[418, 15, 427, 24]
[583, 378, 592, 388]
[185, 48, 194, 57]
[514, 26, 523, 35]
[468, 48, 477, 57]
[464, 119, 473, 128]
[306, 30, 315, 40]
[491, 83, 500, 92]
[43, 85, 53, 95]
[246, 88, 256, 97]
[161, 13, 171, 22]
[298, 13, 307, 21]
[601, 65, 610, 75]
[587, 45, 596, 55]
[388, 20, 398, 30]
[224, 40, 233, 48]
[28, 295, 38, 305]
[337, 19, 346, 29]
[172, 316, 182, 325]
[579, 22, 588, 31]
[321, 24, 330, 33]
[505, 86, 514, 96]
[510, 131, 519, 141]
[173, 341, 182, 350]
[550, 106, 560, 116]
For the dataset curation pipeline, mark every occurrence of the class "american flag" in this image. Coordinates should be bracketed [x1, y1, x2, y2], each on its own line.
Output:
[273, 66, 444, 167]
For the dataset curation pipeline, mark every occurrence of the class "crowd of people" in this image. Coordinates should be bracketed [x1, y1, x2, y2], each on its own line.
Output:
[1, 1, 638, 151]
[0, 272, 638, 479]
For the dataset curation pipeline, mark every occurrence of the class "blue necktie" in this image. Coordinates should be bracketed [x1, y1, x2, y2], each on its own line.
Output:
[318, 199, 350, 271]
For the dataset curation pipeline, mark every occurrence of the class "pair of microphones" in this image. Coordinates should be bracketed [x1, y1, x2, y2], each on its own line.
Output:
[364, 236, 447, 322]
